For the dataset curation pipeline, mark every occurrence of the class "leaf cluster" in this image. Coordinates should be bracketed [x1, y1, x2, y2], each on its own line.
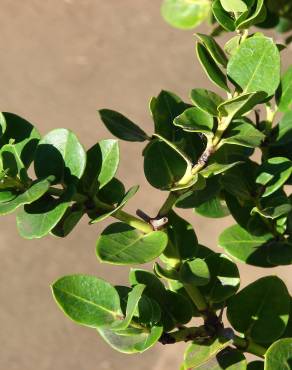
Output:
[2, 2, 292, 369]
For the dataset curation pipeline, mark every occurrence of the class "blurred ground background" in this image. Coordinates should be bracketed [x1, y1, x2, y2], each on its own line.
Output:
[0, 1, 291, 369]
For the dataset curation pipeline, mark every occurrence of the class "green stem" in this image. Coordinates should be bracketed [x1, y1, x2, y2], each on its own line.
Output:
[114, 209, 153, 234]
[183, 283, 208, 312]
[158, 192, 180, 217]
[233, 335, 266, 357]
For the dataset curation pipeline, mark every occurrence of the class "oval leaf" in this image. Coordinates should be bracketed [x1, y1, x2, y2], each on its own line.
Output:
[96, 222, 168, 265]
[265, 338, 292, 370]
[51, 274, 122, 328]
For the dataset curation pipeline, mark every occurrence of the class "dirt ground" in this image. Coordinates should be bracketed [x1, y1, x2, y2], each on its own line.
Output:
[0, 1, 291, 369]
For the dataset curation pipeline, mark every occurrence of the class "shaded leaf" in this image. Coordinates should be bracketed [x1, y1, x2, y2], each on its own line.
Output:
[174, 107, 214, 137]
[190, 88, 224, 116]
[99, 109, 148, 142]
[196, 33, 228, 67]
[227, 276, 290, 343]
[180, 258, 210, 286]
[277, 66, 292, 112]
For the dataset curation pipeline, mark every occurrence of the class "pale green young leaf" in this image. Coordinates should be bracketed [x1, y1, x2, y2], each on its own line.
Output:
[220, 0, 247, 13]
[161, 0, 210, 30]
[227, 36, 280, 96]
[212, 0, 236, 31]
[265, 338, 292, 370]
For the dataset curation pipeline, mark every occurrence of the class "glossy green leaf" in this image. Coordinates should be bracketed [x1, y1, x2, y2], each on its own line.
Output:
[218, 92, 267, 119]
[267, 241, 292, 266]
[220, 119, 265, 148]
[96, 222, 168, 265]
[190, 88, 224, 116]
[256, 157, 292, 197]
[16, 186, 75, 239]
[112, 284, 145, 331]
[265, 338, 292, 370]
[212, 0, 236, 31]
[196, 43, 230, 92]
[227, 36, 280, 96]
[0, 112, 40, 168]
[51, 274, 122, 328]
[196, 33, 228, 67]
[219, 224, 274, 267]
[180, 258, 210, 286]
[161, 0, 210, 29]
[143, 139, 188, 190]
[184, 337, 231, 368]
[200, 160, 241, 178]
[34, 129, 86, 185]
[99, 109, 148, 142]
[90, 185, 139, 223]
[220, 0, 247, 12]
[97, 325, 163, 354]
[200, 253, 240, 303]
[174, 107, 214, 137]
[0, 177, 52, 215]
[150, 90, 188, 141]
[98, 177, 125, 205]
[227, 276, 290, 343]
[277, 66, 292, 112]
[252, 192, 292, 220]
[153, 262, 179, 281]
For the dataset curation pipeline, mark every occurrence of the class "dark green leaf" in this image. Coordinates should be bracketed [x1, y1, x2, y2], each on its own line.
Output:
[161, 0, 210, 29]
[34, 129, 86, 185]
[190, 88, 224, 116]
[196, 33, 228, 67]
[236, 0, 266, 29]
[212, 0, 236, 31]
[227, 276, 290, 343]
[143, 139, 188, 190]
[267, 241, 292, 266]
[90, 185, 139, 223]
[200, 253, 240, 303]
[51, 205, 84, 237]
[195, 195, 230, 218]
[51, 274, 122, 328]
[0, 112, 40, 168]
[196, 43, 230, 92]
[247, 361, 264, 370]
[96, 222, 168, 265]
[219, 224, 274, 267]
[164, 210, 198, 261]
[99, 109, 148, 142]
[256, 157, 292, 197]
[0, 177, 52, 215]
[98, 178, 125, 205]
